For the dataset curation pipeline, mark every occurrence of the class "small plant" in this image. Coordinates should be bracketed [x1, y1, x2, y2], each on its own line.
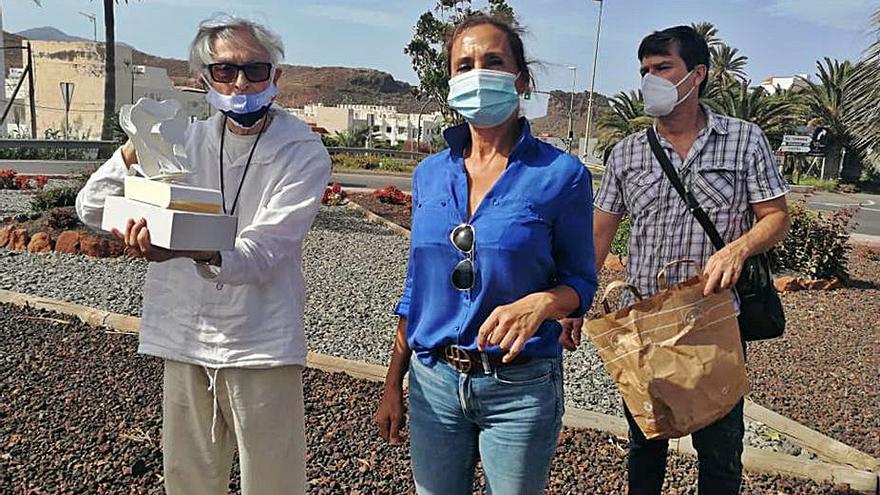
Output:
[0, 170, 50, 190]
[770, 201, 857, 280]
[30, 186, 79, 212]
[322, 182, 348, 206]
[47, 208, 79, 230]
[373, 184, 411, 206]
[610, 215, 631, 257]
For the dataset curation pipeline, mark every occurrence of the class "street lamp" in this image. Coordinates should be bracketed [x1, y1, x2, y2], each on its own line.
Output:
[79, 12, 97, 42]
[582, 0, 604, 162]
[124, 61, 145, 104]
[566, 66, 576, 153]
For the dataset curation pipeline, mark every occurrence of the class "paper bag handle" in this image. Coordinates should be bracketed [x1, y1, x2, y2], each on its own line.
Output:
[657, 259, 700, 290]
[600, 280, 643, 315]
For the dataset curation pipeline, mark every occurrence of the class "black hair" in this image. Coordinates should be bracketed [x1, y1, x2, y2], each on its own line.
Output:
[638, 25, 710, 96]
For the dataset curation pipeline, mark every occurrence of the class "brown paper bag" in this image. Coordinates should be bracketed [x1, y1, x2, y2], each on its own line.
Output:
[585, 260, 749, 440]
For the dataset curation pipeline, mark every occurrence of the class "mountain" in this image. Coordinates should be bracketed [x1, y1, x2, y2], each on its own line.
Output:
[16, 26, 90, 42]
[7, 26, 610, 138]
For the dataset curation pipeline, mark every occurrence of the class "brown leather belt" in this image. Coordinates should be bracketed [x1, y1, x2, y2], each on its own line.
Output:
[435, 345, 531, 374]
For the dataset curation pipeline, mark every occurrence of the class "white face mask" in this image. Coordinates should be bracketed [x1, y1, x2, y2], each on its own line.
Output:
[641, 70, 696, 117]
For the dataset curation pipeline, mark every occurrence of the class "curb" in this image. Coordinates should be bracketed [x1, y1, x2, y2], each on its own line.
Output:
[849, 234, 880, 250]
[0, 289, 877, 492]
[343, 200, 411, 239]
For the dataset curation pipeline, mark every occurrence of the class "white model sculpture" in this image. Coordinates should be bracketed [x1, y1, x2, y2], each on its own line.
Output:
[119, 97, 191, 181]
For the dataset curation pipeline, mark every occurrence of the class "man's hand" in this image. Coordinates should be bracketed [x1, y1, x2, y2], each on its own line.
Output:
[120, 140, 138, 168]
[375, 383, 407, 445]
[112, 218, 213, 263]
[702, 243, 749, 295]
[559, 317, 584, 351]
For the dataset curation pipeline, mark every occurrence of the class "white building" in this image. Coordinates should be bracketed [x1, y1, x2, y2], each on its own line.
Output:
[760, 74, 810, 95]
[288, 103, 443, 146]
[2, 39, 207, 139]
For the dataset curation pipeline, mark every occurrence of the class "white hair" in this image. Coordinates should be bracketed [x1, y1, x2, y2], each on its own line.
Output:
[188, 14, 284, 74]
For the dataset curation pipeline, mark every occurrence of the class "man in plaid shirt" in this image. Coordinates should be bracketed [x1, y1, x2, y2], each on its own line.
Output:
[561, 26, 791, 494]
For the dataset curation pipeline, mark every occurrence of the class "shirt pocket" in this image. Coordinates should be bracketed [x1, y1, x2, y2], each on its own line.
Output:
[477, 199, 548, 252]
[693, 163, 738, 210]
[411, 195, 453, 247]
[625, 168, 662, 214]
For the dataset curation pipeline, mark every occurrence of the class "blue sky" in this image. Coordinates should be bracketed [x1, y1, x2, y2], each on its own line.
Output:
[1, 0, 875, 96]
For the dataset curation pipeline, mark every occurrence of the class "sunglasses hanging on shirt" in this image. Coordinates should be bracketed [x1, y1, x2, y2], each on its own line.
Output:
[450, 223, 476, 290]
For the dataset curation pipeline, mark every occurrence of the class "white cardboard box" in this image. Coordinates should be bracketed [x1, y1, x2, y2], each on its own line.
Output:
[102, 196, 238, 251]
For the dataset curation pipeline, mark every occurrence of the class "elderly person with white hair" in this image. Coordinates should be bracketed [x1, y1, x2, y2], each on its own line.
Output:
[75, 15, 330, 495]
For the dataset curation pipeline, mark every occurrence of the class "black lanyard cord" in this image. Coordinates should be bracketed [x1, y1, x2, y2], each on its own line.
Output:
[219, 114, 268, 216]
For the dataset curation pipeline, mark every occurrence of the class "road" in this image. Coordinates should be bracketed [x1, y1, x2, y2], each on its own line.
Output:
[7, 161, 880, 236]
[788, 189, 880, 236]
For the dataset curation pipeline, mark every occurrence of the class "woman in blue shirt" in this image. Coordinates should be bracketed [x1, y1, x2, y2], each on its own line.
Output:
[375, 14, 598, 495]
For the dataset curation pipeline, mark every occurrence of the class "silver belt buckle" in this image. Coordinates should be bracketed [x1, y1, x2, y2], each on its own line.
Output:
[444, 345, 472, 373]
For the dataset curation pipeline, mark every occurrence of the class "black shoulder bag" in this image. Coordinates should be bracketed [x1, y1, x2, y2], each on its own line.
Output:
[646, 127, 784, 341]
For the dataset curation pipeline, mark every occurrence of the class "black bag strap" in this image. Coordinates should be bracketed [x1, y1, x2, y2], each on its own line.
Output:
[646, 127, 726, 251]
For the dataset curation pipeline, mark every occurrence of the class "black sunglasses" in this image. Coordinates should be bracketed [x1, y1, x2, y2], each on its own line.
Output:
[450, 224, 475, 291]
[207, 62, 273, 83]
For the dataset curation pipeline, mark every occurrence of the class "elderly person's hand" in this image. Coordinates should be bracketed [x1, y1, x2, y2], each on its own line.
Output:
[112, 218, 213, 264]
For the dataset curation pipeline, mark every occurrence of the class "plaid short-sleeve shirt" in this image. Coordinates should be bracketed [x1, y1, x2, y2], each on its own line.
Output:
[594, 107, 789, 302]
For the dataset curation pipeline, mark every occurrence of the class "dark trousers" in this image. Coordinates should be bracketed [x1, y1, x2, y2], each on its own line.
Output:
[624, 399, 745, 494]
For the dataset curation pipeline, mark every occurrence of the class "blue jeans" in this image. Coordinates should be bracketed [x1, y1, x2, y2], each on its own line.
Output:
[408, 356, 564, 495]
[624, 398, 745, 494]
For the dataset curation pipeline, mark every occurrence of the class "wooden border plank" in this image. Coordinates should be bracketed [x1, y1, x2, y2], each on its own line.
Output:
[744, 399, 880, 472]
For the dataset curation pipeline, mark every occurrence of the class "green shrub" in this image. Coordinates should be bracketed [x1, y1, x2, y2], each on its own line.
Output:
[610, 215, 631, 256]
[796, 176, 838, 192]
[770, 201, 856, 279]
[30, 186, 79, 213]
[331, 153, 416, 173]
[47, 207, 79, 230]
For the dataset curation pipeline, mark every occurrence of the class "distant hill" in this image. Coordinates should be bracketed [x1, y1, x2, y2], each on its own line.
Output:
[16, 26, 90, 42]
[6, 26, 611, 138]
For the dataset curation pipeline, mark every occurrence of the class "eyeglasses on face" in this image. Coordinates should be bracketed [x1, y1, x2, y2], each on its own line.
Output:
[207, 62, 273, 83]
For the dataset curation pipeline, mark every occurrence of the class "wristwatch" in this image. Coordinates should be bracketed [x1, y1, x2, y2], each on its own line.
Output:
[194, 251, 221, 267]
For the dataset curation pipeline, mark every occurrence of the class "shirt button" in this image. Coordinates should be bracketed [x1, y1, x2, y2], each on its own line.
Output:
[493, 199, 500, 206]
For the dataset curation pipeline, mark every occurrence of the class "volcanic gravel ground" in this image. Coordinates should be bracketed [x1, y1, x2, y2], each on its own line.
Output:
[0, 304, 866, 494]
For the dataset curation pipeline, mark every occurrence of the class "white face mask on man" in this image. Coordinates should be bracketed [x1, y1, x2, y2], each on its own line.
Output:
[641, 70, 696, 117]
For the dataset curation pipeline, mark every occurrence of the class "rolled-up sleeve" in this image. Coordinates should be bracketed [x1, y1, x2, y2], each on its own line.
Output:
[393, 174, 418, 318]
[553, 166, 599, 317]
[593, 144, 627, 214]
[208, 140, 331, 286]
[75, 147, 128, 229]
[747, 126, 790, 203]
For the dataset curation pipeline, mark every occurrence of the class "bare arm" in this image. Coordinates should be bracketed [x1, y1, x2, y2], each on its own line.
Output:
[703, 195, 790, 294]
[375, 317, 411, 444]
[593, 209, 625, 273]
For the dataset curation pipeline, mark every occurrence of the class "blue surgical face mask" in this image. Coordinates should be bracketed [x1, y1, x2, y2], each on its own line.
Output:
[447, 69, 520, 128]
[204, 77, 278, 127]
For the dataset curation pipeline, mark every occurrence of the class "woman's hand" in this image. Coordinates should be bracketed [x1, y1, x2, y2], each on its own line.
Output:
[477, 292, 553, 363]
[375, 383, 407, 445]
[559, 317, 584, 351]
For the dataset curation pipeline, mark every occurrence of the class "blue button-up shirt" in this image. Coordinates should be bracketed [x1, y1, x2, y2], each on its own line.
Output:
[395, 119, 598, 364]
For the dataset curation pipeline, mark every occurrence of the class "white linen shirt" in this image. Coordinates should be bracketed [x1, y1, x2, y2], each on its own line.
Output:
[76, 107, 331, 368]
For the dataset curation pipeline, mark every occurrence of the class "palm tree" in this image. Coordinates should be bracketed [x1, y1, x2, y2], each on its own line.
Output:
[691, 21, 721, 48]
[97, 0, 128, 142]
[710, 44, 748, 88]
[843, 8, 880, 175]
[333, 127, 370, 148]
[799, 57, 861, 181]
[704, 81, 800, 146]
[595, 91, 652, 155]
